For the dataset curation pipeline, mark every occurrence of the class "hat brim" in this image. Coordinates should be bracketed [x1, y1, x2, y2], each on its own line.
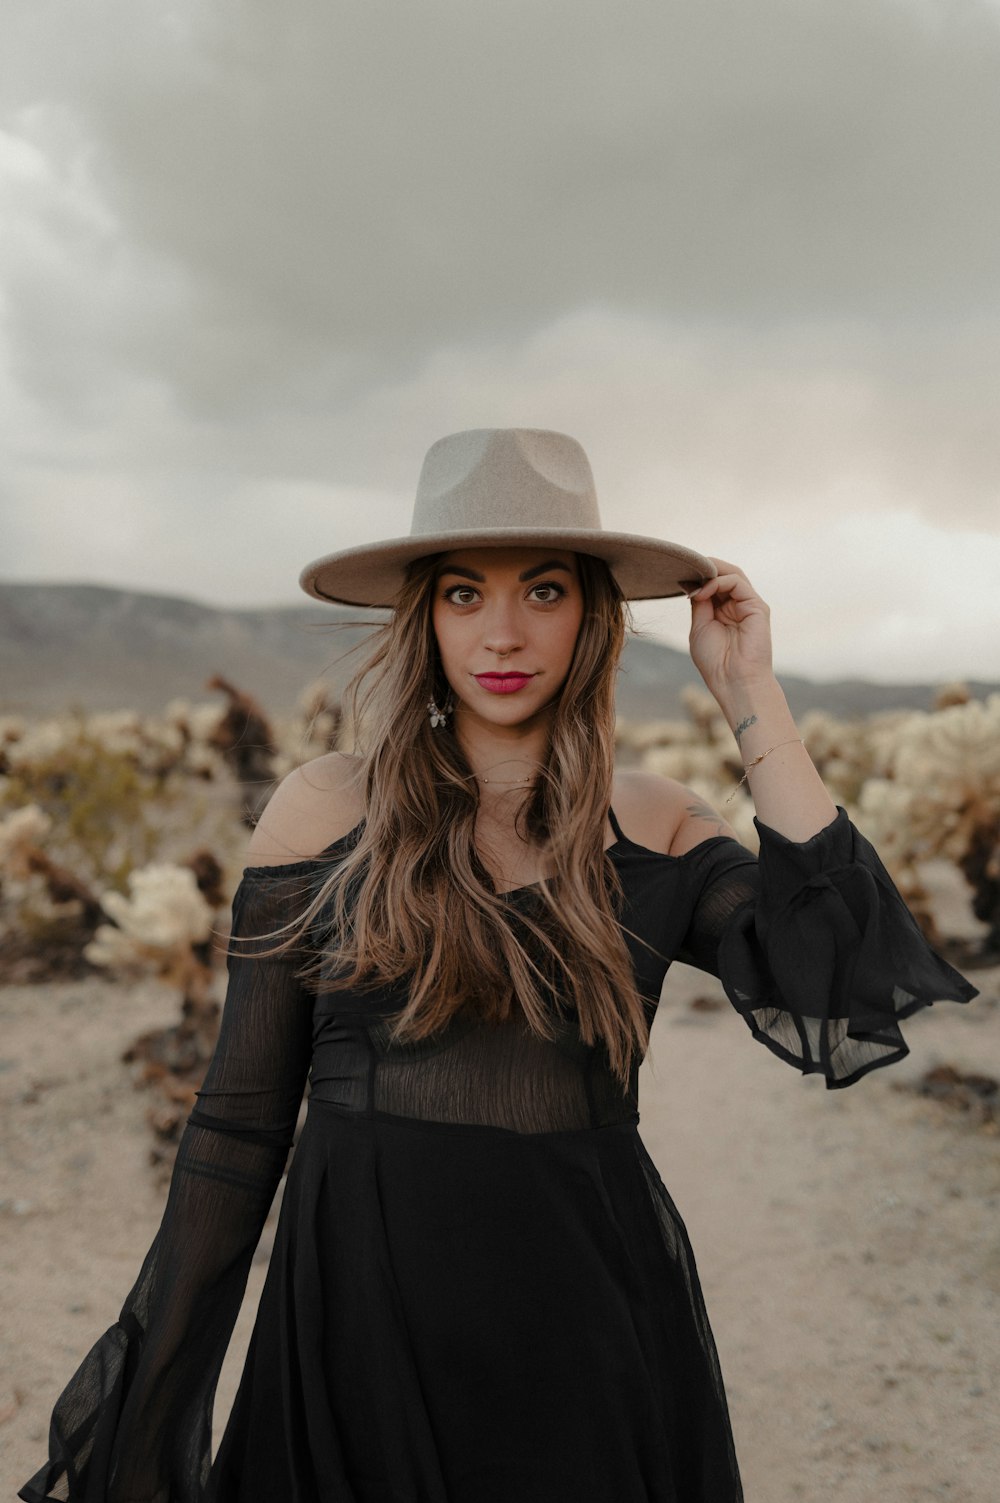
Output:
[299, 528, 716, 607]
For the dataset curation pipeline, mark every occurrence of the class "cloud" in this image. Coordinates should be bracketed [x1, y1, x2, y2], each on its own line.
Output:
[633, 509, 1000, 685]
[1, 0, 998, 683]
[5, 0, 1000, 405]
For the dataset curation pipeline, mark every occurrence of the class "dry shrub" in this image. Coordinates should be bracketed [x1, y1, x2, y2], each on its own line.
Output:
[897, 1063, 1000, 1131]
[206, 675, 279, 825]
[0, 729, 173, 891]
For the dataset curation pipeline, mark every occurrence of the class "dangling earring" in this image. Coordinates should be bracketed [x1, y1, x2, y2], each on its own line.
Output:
[428, 690, 454, 728]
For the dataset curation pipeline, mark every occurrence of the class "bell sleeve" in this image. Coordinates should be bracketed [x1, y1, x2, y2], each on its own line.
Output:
[675, 804, 980, 1089]
[18, 864, 319, 1503]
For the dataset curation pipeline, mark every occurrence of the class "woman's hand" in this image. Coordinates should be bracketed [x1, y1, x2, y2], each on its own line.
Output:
[683, 564, 829, 831]
[685, 558, 776, 695]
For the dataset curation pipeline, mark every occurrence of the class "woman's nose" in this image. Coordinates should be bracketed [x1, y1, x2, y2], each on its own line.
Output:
[482, 601, 524, 657]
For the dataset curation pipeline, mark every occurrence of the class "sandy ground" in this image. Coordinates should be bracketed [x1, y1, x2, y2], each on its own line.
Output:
[2, 861, 998, 1503]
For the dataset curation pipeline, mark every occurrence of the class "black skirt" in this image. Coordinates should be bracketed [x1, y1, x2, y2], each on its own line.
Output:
[211, 1099, 743, 1502]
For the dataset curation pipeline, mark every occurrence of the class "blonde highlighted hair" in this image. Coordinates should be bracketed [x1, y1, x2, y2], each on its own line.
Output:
[256, 551, 652, 1088]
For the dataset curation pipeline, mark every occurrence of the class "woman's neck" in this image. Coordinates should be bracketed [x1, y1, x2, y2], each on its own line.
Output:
[451, 708, 549, 818]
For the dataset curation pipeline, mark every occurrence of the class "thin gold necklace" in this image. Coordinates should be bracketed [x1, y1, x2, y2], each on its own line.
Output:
[468, 759, 541, 786]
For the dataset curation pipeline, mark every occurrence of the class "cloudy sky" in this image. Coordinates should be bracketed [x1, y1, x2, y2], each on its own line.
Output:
[2, 0, 998, 685]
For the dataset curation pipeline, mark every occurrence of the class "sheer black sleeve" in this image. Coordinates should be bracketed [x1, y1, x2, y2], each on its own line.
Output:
[675, 804, 980, 1089]
[18, 865, 318, 1503]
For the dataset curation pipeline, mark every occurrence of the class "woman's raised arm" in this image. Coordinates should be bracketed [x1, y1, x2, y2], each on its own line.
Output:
[672, 558, 979, 1084]
[686, 558, 840, 842]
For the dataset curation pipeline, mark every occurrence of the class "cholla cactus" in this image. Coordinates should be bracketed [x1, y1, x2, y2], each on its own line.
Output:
[3, 718, 76, 770]
[852, 778, 945, 941]
[83, 710, 145, 759]
[934, 682, 973, 711]
[879, 694, 1000, 947]
[0, 804, 53, 876]
[796, 709, 876, 806]
[263, 682, 346, 782]
[0, 803, 104, 978]
[0, 800, 101, 920]
[0, 716, 27, 773]
[615, 717, 694, 758]
[84, 855, 228, 1178]
[85, 863, 214, 984]
[164, 700, 227, 779]
[0, 725, 170, 888]
[890, 696, 1000, 821]
[206, 674, 278, 824]
[298, 681, 343, 752]
[680, 685, 729, 744]
[641, 741, 740, 792]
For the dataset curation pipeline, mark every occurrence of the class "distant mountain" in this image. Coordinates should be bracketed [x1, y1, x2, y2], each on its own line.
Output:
[0, 581, 995, 723]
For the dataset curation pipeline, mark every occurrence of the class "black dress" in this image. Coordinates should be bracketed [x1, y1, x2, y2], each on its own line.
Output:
[19, 805, 979, 1503]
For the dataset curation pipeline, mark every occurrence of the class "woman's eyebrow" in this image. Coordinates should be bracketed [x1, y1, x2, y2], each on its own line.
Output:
[436, 560, 574, 583]
[520, 560, 573, 581]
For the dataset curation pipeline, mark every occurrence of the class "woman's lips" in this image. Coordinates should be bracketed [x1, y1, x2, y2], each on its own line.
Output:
[474, 673, 536, 695]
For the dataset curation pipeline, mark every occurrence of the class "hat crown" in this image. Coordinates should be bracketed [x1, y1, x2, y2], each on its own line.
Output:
[299, 426, 715, 607]
[411, 428, 602, 537]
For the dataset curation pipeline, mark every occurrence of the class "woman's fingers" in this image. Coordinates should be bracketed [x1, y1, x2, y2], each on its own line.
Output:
[688, 562, 770, 619]
[705, 557, 744, 573]
[690, 572, 749, 600]
[690, 559, 759, 592]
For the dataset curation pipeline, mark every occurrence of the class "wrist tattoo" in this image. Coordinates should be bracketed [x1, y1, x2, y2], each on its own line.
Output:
[733, 713, 758, 747]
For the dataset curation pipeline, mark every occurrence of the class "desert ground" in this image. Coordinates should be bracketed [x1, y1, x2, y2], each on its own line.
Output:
[2, 861, 998, 1503]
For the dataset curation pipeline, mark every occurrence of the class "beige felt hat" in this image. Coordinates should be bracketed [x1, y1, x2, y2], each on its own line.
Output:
[299, 428, 717, 607]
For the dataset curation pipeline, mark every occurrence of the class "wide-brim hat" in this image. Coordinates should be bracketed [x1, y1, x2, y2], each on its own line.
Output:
[300, 428, 717, 607]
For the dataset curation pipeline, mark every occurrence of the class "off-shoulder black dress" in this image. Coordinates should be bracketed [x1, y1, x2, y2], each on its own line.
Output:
[19, 805, 979, 1503]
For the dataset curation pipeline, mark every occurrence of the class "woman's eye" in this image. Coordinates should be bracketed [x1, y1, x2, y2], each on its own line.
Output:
[442, 581, 566, 606]
[529, 581, 566, 603]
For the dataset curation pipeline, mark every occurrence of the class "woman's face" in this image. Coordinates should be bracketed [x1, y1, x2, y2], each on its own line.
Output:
[430, 546, 585, 729]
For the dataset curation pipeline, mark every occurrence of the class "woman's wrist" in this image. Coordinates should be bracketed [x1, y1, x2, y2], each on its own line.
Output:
[711, 674, 791, 753]
[711, 674, 839, 841]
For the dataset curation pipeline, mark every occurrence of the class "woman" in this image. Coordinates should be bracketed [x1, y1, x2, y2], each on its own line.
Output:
[20, 428, 979, 1503]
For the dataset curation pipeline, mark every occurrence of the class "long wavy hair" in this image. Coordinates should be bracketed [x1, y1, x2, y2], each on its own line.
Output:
[256, 550, 652, 1088]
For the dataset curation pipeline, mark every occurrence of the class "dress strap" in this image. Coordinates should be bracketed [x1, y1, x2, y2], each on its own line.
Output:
[607, 805, 628, 843]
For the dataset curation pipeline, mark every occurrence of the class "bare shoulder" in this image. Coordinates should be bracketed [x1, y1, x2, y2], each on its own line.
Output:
[611, 768, 742, 858]
[609, 769, 677, 855]
[245, 752, 366, 867]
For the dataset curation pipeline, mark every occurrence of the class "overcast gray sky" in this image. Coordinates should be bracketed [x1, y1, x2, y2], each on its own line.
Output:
[2, 0, 998, 685]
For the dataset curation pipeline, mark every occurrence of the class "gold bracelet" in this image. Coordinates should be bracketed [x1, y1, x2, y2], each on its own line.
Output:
[724, 737, 805, 805]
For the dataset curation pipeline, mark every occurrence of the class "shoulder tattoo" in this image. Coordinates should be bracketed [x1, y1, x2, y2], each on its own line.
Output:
[683, 795, 728, 836]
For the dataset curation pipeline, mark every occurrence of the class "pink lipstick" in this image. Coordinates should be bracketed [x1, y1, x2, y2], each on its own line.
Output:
[474, 673, 535, 695]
